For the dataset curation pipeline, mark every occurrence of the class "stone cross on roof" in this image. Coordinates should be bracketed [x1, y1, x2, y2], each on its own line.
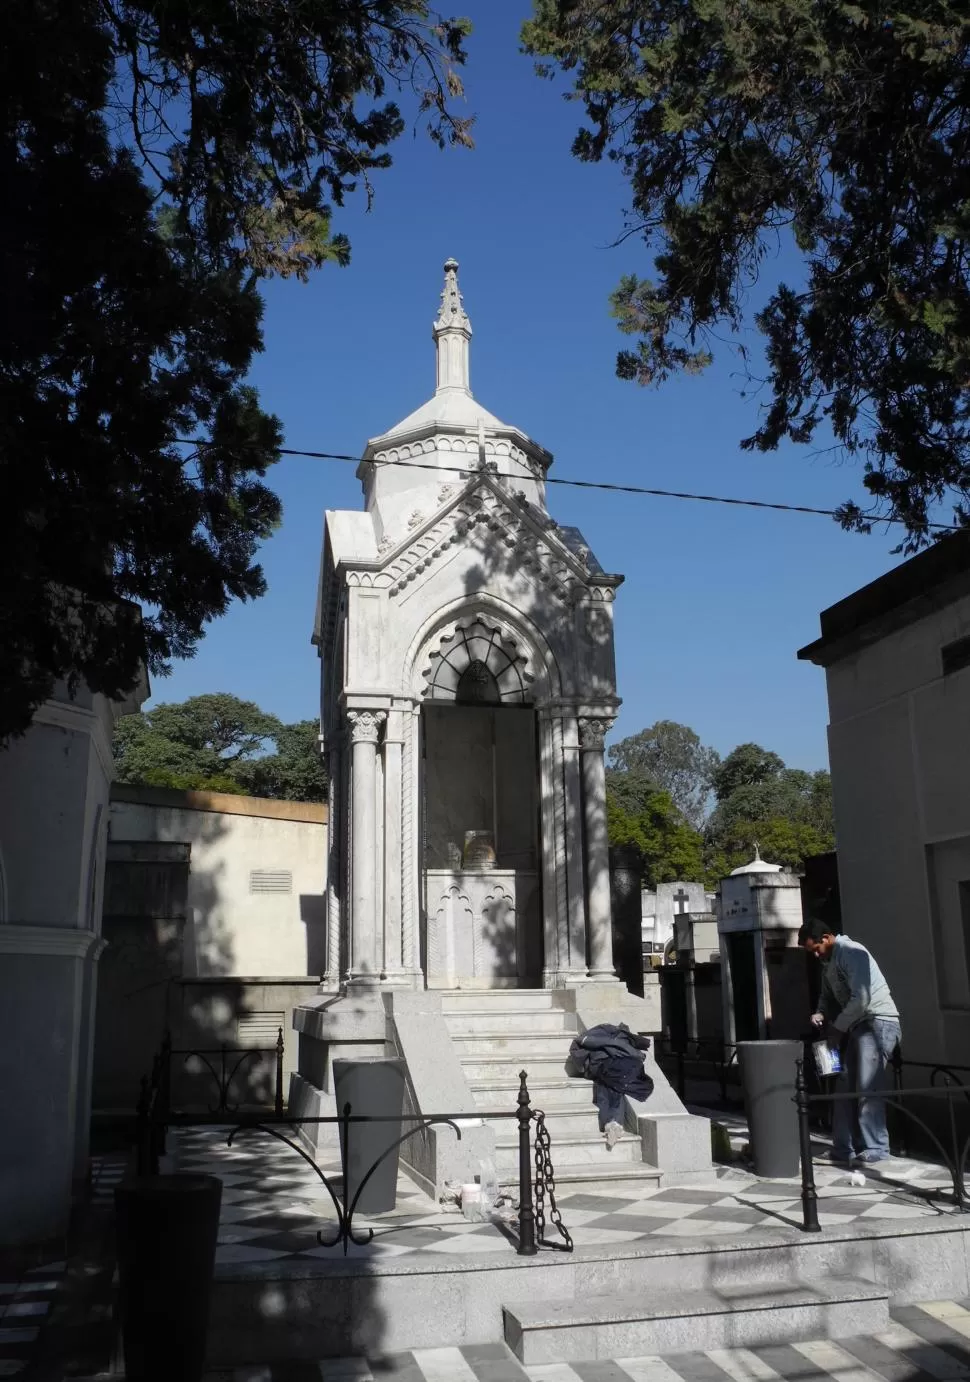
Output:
[433, 257, 472, 394]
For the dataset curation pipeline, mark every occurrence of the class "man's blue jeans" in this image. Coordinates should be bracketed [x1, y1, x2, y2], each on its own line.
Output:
[831, 1018, 901, 1161]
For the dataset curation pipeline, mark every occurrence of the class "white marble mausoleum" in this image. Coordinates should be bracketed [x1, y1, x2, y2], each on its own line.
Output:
[292, 262, 710, 1192]
[314, 259, 623, 992]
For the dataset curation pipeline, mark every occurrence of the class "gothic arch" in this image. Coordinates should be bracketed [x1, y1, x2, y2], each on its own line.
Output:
[405, 595, 562, 705]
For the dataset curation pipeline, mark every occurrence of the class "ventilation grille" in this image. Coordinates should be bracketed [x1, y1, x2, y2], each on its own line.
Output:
[237, 1013, 284, 1048]
[942, 634, 970, 677]
[249, 869, 292, 894]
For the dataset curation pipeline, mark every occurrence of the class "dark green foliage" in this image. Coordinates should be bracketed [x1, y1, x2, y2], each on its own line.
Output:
[605, 722, 834, 881]
[523, 1, 970, 546]
[2, 0, 469, 742]
[608, 720, 720, 827]
[114, 694, 328, 801]
[103, 0, 472, 279]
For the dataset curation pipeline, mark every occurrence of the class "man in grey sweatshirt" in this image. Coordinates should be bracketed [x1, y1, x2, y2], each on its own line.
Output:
[800, 919, 901, 1165]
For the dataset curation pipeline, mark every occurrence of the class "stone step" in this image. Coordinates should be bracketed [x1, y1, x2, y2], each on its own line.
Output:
[503, 1277, 890, 1365]
[459, 1055, 572, 1084]
[452, 1031, 574, 1057]
[471, 1079, 595, 1110]
[483, 1107, 603, 1140]
[443, 1009, 575, 1035]
[440, 989, 560, 1011]
[493, 1131, 644, 1170]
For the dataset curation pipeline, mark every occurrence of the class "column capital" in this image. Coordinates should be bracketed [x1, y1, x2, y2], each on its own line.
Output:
[347, 709, 386, 744]
[578, 716, 614, 751]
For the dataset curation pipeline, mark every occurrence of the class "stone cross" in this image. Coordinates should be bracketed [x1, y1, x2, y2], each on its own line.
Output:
[673, 886, 691, 915]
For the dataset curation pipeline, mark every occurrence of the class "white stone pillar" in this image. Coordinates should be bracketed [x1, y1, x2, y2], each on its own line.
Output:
[579, 716, 616, 981]
[538, 710, 562, 983]
[561, 716, 589, 975]
[347, 709, 385, 984]
[382, 707, 406, 982]
[323, 737, 342, 987]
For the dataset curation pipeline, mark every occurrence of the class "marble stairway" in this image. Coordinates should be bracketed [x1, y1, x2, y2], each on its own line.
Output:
[441, 989, 663, 1187]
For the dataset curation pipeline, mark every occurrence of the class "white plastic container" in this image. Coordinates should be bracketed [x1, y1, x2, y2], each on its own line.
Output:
[461, 1184, 482, 1221]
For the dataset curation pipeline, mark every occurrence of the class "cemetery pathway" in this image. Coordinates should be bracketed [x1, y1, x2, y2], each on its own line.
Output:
[195, 1298, 970, 1381]
[172, 1127, 964, 1266]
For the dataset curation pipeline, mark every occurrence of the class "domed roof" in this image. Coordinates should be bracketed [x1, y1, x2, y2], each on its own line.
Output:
[729, 844, 783, 876]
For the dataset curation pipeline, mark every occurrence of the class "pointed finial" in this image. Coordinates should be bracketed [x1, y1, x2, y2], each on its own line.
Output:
[435, 258, 470, 333]
[753, 843, 761, 861]
[433, 257, 471, 392]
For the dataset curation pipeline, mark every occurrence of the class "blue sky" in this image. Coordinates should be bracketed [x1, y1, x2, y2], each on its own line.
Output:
[152, 2, 914, 771]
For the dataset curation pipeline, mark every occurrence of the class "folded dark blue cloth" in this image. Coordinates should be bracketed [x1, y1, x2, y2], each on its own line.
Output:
[568, 1022, 654, 1127]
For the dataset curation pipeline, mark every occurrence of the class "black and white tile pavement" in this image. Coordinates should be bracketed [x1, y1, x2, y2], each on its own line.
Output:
[0, 1259, 66, 1377]
[172, 1128, 963, 1267]
[196, 1299, 970, 1381]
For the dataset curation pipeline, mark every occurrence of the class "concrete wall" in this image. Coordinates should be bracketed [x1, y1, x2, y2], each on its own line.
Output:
[0, 675, 146, 1247]
[822, 589, 970, 1070]
[108, 787, 328, 977]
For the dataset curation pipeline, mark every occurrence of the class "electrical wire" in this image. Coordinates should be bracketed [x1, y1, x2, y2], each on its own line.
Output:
[174, 438, 959, 531]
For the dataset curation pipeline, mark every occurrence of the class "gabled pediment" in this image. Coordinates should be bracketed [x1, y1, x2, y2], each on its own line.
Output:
[336, 469, 621, 609]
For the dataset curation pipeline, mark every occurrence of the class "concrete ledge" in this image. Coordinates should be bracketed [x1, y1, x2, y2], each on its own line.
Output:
[504, 1278, 889, 1363]
[206, 1215, 970, 1363]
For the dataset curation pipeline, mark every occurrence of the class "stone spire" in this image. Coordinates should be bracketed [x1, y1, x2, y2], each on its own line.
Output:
[433, 257, 471, 393]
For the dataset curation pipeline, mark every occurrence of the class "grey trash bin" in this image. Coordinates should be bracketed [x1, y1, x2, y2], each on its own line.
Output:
[737, 1039, 801, 1177]
[333, 1056, 407, 1214]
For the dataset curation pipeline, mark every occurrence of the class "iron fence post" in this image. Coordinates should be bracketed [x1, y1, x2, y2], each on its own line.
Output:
[517, 1071, 537, 1256]
[796, 1059, 821, 1232]
[136, 1075, 150, 1176]
[275, 1028, 285, 1117]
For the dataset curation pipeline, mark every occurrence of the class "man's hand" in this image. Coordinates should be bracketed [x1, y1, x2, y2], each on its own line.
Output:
[810, 1012, 825, 1031]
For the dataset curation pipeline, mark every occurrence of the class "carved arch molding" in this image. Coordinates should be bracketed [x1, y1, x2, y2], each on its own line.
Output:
[420, 614, 535, 704]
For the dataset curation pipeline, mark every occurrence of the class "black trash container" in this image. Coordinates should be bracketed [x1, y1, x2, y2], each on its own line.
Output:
[115, 1174, 222, 1382]
[333, 1057, 406, 1214]
[737, 1040, 801, 1177]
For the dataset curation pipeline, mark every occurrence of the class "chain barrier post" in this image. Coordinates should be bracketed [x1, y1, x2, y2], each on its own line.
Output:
[275, 1028, 285, 1118]
[796, 1058, 820, 1232]
[517, 1071, 537, 1256]
[533, 1109, 574, 1252]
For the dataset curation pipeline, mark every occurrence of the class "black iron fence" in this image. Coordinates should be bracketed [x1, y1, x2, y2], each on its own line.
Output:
[135, 1049, 572, 1259]
[170, 1028, 286, 1116]
[656, 1036, 740, 1103]
[794, 1058, 970, 1232]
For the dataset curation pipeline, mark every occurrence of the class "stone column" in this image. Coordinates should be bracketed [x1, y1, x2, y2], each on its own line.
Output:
[382, 707, 406, 982]
[323, 736, 342, 987]
[579, 716, 616, 980]
[561, 716, 589, 976]
[347, 709, 385, 984]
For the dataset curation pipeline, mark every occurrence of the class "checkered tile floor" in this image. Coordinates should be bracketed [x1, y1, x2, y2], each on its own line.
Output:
[0, 1154, 124, 1377]
[0, 1260, 66, 1377]
[198, 1299, 970, 1381]
[172, 1126, 964, 1266]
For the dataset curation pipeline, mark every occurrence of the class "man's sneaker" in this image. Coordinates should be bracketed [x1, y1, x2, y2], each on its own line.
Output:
[853, 1150, 890, 1165]
[604, 1121, 624, 1150]
[825, 1150, 854, 1165]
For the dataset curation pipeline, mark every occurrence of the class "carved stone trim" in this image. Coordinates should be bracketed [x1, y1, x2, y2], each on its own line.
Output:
[578, 716, 614, 751]
[347, 710, 386, 744]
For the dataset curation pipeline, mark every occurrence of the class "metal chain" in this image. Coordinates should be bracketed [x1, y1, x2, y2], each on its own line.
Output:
[532, 1110, 573, 1251]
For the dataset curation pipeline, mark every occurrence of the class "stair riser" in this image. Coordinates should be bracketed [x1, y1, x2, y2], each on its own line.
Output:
[454, 1034, 574, 1056]
[440, 991, 559, 1011]
[485, 1111, 604, 1139]
[460, 1058, 571, 1083]
[507, 1296, 890, 1365]
[472, 1084, 595, 1110]
[494, 1138, 643, 1170]
[445, 1012, 573, 1035]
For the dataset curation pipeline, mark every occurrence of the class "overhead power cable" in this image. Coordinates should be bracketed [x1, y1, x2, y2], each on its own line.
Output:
[174, 438, 958, 531]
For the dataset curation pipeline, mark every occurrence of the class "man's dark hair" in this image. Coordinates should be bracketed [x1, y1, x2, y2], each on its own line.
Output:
[799, 917, 838, 945]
